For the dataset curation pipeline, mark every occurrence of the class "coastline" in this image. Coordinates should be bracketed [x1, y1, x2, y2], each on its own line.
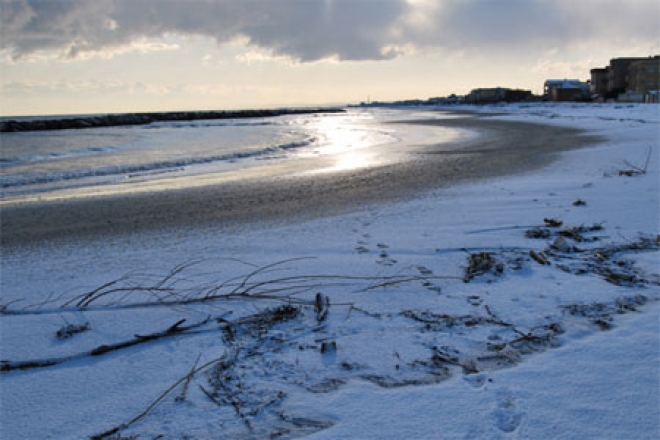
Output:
[0, 113, 601, 248]
[1, 104, 657, 439]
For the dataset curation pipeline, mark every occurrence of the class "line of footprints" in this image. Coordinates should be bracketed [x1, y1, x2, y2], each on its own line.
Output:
[354, 232, 443, 293]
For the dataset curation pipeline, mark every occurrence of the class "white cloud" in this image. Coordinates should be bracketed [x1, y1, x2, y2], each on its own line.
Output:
[235, 47, 292, 65]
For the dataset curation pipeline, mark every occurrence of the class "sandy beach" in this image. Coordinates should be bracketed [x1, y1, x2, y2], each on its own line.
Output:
[1, 113, 600, 248]
[2, 103, 657, 440]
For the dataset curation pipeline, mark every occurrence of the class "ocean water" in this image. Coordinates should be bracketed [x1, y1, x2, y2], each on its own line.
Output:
[0, 108, 462, 204]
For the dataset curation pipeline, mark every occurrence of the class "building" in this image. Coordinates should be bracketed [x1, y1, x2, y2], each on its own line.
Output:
[504, 89, 534, 102]
[590, 55, 660, 102]
[590, 67, 609, 98]
[465, 87, 533, 104]
[607, 57, 650, 98]
[543, 80, 590, 102]
[618, 56, 660, 103]
[628, 56, 660, 94]
[466, 88, 507, 104]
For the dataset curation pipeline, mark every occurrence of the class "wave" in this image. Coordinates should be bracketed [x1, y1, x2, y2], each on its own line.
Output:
[1, 139, 313, 189]
[1, 146, 119, 167]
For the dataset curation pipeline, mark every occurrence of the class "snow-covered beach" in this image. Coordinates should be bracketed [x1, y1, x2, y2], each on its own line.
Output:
[1, 110, 593, 247]
[1, 103, 658, 439]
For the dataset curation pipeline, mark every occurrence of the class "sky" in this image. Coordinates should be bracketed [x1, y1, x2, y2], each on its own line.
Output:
[1, 0, 659, 116]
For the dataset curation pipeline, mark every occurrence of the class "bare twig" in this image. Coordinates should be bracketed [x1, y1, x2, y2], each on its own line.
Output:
[176, 353, 202, 402]
[91, 353, 230, 439]
[1, 317, 213, 372]
[619, 146, 652, 176]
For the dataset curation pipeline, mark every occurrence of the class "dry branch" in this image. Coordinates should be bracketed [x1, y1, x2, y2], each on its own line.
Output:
[1, 317, 212, 372]
[619, 147, 652, 176]
[91, 353, 231, 440]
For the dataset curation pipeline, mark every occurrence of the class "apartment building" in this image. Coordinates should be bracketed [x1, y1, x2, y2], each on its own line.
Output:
[591, 56, 659, 101]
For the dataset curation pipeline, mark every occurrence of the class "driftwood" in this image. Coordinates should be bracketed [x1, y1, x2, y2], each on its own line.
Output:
[91, 354, 228, 440]
[618, 147, 652, 176]
[1, 317, 212, 372]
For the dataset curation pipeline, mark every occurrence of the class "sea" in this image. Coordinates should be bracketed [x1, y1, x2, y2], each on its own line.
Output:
[0, 108, 462, 205]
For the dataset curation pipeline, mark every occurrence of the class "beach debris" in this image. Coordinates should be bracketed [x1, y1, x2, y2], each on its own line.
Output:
[529, 250, 549, 265]
[2, 317, 213, 372]
[546, 229, 659, 287]
[314, 292, 330, 322]
[558, 223, 603, 242]
[401, 309, 511, 331]
[523, 220, 658, 287]
[527, 223, 603, 243]
[464, 251, 504, 282]
[55, 322, 90, 340]
[204, 306, 303, 430]
[550, 236, 574, 253]
[543, 218, 563, 227]
[320, 339, 337, 354]
[8, 242, 659, 439]
[506, 323, 564, 354]
[617, 147, 652, 176]
[175, 354, 202, 403]
[561, 295, 648, 330]
[525, 227, 551, 239]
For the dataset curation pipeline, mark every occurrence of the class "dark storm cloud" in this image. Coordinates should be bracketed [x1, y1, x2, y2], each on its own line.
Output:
[1, 0, 407, 60]
[1, 0, 658, 61]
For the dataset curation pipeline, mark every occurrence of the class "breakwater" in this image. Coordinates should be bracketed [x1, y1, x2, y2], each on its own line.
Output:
[1, 107, 345, 132]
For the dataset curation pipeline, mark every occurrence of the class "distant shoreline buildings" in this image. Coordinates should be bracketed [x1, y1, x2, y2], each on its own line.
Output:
[361, 55, 660, 106]
[590, 56, 660, 103]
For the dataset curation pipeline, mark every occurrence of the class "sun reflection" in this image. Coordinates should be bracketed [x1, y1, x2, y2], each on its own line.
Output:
[307, 113, 388, 172]
[315, 117, 362, 151]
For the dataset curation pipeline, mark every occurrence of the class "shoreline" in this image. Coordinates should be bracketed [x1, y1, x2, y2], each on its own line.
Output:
[0, 113, 601, 248]
[2, 103, 657, 439]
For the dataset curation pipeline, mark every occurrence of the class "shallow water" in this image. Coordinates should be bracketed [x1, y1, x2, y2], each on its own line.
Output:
[0, 108, 462, 204]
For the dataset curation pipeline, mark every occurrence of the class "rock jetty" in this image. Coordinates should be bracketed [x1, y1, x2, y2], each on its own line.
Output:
[0, 108, 345, 132]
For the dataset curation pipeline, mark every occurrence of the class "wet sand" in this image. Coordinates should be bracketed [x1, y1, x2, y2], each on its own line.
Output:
[1, 113, 601, 248]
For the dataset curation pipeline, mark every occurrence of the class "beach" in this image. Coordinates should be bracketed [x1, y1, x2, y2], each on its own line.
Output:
[1, 103, 658, 439]
[1, 113, 599, 247]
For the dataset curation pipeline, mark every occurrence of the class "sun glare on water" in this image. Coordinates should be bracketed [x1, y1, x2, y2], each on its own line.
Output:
[308, 113, 392, 172]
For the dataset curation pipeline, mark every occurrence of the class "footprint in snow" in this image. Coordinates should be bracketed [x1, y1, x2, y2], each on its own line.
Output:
[463, 373, 491, 389]
[376, 249, 397, 266]
[492, 388, 523, 433]
[416, 265, 434, 276]
[467, 295, 483, 306]
[355, 245, 370, 254]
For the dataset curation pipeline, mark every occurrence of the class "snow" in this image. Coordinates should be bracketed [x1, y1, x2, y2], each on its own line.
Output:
[301, 305, 659, 440]
[1, 102, 659, 439]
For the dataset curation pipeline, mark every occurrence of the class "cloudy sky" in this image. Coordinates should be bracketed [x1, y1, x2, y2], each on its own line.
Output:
[1, 0, 658, 116]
